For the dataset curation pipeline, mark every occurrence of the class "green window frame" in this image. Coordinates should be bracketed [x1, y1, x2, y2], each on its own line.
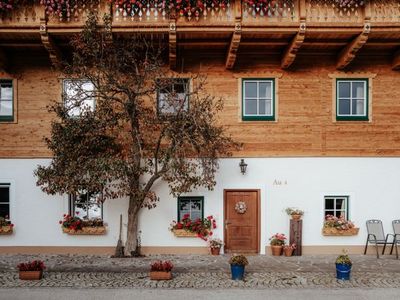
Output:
[0, 79, 14, 122]
[177, 196, 204, 221]
[336, 79, 368, 121]
[324, 195, 349, 220]
[242, 78, 275, 121]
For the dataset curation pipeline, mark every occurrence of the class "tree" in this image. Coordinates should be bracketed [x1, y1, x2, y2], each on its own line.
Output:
[35, 14, 238, 256]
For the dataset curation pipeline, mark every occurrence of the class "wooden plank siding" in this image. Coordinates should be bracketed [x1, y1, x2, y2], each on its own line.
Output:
[1, 52, 400, 158]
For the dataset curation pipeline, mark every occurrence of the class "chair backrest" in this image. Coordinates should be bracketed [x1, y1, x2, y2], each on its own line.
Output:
[366, 219, 385, 240]
[393, 220, 400, 235]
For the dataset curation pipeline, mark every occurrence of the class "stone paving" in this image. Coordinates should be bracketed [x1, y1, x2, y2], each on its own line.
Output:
[0, 254, 399, 289]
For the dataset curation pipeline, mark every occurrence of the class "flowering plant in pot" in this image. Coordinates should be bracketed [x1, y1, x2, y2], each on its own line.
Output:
[283, 243, 296, 257]
[335, 252, 352, 280]
[150, 260, 174, 280]
[60, 213, 106, 235]
[0, 216, 14, 235]
[229, 254, 249, 280]
[208, 237, 224, 255]
[17, 260, 46, 280]
[285, 207, 304, 220]
[269, 233, 286, 256]
[170, 214, 216, 240]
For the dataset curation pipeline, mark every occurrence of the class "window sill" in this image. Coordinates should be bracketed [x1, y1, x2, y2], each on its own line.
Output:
[242, 116, 275, 122]
[336, 116, 369, 122]
[322, 227, 359, 236]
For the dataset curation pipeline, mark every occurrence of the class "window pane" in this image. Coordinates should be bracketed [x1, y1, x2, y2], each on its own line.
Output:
[245, 99, 257, 115]
[259, 100, 266, 115]
[259, 82, 271, 98]
[335, 211, 345, 218]
[73, 192, 102, 220]
[0, 204, 9, 218]
[244, 82, 257, 98]
[64, 80, 95, 116]
[88, 203, 102, 219]
[335, 198, 346, 210]
[338, 98, 350, 115]
[352, 82, 365, 98]
[0, 101, 12, 116]
[338, 82, 350, 98]
[0, 186, 9, 203]
[353, 99, 365, 115]
[325, 198, 334, 210]
[179, 199, 191, 220]
[0, 84, 12, 100]
[324, 210, 334, 217]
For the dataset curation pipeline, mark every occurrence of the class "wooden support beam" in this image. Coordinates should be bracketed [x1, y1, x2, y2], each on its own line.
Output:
[225, 22, 242, 70]
[392, 50, 400, 70]
[169, 21, 177, 70]
[336, 23, 370, 70]
[281, 22, 306, 69]
[40, 18, 63, 69]
[0, 48, 8, 72]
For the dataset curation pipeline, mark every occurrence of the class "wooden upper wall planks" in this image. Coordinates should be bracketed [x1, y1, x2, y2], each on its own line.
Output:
[1, 54, 400, 158]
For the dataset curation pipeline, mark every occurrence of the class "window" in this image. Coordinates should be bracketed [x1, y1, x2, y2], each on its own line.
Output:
[0, 80, 13, 122]
[177, 196, 204, 221]
[63, 79, 95, 117]
[69, 192, 103, 220]
[324, 196, 349, 219]
[157, 78, 189, 115]
[242, 79, 275, 121]
[336, 79, 368, 121]
[0, 184, 10, 218]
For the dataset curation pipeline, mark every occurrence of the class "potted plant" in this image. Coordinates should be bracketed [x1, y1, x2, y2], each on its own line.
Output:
[17, 260, 46, 280]
[283, 243, 296, 257]
[269, 233, 286, 256]
[60, 214, 107, 235]
[149, 260, 173, 280]
[0, 215, 14, 235]
[335, 252, 352, 280]
[322, 215, 359, 236]
[229, 254, 249, 280]
[170, 214, 216, 240]
[208, 238, 224, 255]
[285, 207, 304, 220]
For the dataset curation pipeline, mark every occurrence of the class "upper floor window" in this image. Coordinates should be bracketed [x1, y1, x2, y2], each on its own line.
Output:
[69, 192, 103, 220]
[242, 79, 275, 121]
[0, 80, 13, 122]
[336, 79, 368, 121]
[63, 79, 95, 117]
[0, 183, 10, 219]
[157, 78, 189, 115]
[177, 196, 203, 221]
[324, 196, 349, 220]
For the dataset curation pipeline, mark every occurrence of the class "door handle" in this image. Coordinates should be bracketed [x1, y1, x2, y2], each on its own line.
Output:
[225, 220, 231, 228]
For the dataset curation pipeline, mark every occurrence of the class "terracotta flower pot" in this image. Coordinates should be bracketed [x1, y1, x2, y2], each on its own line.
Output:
[284, 248, 294, 257]
[291, 214, 302, 220]
[150, 271, 172, 280]
[271, 245, 283, 256]
[19, 271, 43, 280]
[210, 247, 221, 255]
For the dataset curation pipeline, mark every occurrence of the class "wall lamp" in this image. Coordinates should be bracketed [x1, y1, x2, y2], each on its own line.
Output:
[239, 159, 248, 175]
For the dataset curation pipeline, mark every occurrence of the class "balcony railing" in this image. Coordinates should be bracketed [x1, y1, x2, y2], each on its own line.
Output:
[0, 0, 399, 28]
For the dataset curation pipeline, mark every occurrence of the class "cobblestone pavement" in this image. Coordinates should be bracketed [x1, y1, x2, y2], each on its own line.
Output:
[0, 254, 399, 289]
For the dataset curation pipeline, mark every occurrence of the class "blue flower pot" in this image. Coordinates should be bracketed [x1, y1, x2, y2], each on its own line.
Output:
[336, 263, 352, 280]
[231, 264, 245, 280]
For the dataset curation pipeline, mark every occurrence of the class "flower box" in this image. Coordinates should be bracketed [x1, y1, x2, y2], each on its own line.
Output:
[19, 270, 43, 280]
[172, 229, 198, 237]
[0, 225, 13, 235]
[322, 227, 359, 236]
[150, 271, 172, 280]
[62, 226, 106, 235]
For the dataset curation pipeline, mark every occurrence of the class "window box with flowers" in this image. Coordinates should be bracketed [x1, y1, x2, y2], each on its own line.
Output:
[322, 215, 359, 236]
[17, 260, 46, 280]
[170, 214, 216, 240]
[0, 216, 14, 235]
[60, 213, 106, 235]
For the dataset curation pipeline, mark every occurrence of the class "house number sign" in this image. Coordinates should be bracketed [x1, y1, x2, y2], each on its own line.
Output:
[235, 201, 247, 214]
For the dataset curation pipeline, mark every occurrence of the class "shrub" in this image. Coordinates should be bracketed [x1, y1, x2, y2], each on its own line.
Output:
[336, 254, 352, 266]
[17, 260, 46, 272]
[229, 254, 249, 266]
[208, 238, 224, 249]
[150, 260, 174, 272]
[285, 207, 304, 216]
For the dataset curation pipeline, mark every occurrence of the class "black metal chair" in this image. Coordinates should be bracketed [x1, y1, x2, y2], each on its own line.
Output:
[364, 219, 395, 258]
[390, 220, 400, 259]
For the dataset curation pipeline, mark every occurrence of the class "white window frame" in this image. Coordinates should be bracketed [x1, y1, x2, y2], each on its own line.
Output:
[63, 79, 96, 117]
[157, 78, 190, 115]
[324, 195, 349, 220]
[69, 192, 103, 220]
[336, 79, 368, 118]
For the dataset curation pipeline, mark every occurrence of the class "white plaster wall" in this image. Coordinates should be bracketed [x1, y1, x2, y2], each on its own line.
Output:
[1, 158, 400, 254]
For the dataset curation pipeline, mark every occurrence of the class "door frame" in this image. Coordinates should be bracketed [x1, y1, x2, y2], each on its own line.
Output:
[223, 189, 261, 254]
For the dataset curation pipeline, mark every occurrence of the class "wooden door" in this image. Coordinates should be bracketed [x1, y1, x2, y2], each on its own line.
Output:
[224, 190, 260, 253]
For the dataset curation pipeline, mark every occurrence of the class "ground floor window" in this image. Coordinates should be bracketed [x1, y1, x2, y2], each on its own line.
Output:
[324, 196, 349, 219]
[177, 196, 204, 221]
[0, 183, 10, 218]
[69, 192, 103, 220]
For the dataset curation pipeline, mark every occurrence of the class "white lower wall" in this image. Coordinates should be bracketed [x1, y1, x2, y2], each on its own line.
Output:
[1, 158, 400, 254]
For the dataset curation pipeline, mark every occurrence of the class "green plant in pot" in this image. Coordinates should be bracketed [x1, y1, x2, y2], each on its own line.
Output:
[285, 207, 304, 220]
[335, 251, 352, 280]
[229, 254, 249, 280]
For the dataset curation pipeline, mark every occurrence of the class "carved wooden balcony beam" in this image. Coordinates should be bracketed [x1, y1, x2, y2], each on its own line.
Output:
[0, 48, 8, 72]
[336, 23, 371, 70]
[225, 0, 242, 70]
[40, 18, 63, 69]
[169, 20, 177, 70]
[281, 22, 306, 69]
[392, 50, 400, 70]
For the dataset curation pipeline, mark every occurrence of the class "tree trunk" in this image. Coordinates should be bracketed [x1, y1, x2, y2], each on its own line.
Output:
[125, 196, 141, 256]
